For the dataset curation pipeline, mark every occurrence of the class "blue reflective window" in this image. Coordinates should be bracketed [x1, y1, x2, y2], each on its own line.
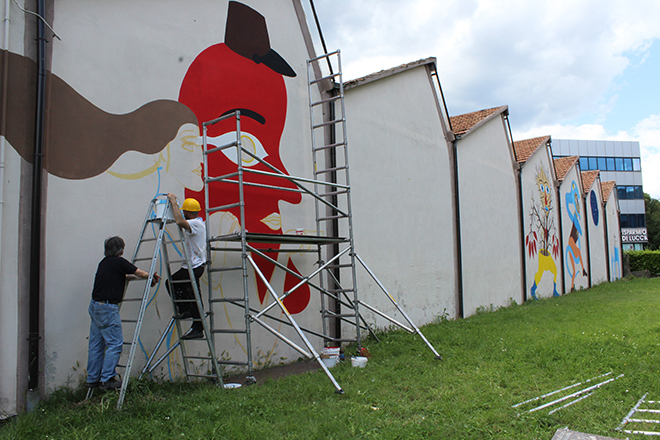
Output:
[589, 157, 598, 170]
[633, 158, 641, 171]
[607, 157, 615, 170]
[620, 214, 628, 227]
[580, 157, 589, 170]
[624, 158, 633, 171]
[598, 157, 607, 170]
[618, 186, 627, 200]
[615, 158, 624, 171]
[627, 186, 635, 199]
[629, 215, 638, 228]
[634, 186, 644, 199]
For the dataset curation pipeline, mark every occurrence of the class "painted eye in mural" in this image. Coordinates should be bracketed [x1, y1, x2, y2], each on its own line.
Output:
[545, 186, 550, 195]
[180, 134, 201, 153]
[207, 132, 269, 167]
[539, 183, 545, 193]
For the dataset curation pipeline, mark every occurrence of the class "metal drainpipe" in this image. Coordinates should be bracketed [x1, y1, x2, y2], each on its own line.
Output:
[0, 0, 10, 280]
[27, 0, 47, 408]
[582, 192, 592, 288]
[506, 114, 526, 304]
[555, 180, 565, 295]
[516, 165, 526, 302]
[451, 139, 464, 318]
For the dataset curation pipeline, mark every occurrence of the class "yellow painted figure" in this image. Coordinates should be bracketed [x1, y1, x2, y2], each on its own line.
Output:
[526, 166, 560, 299]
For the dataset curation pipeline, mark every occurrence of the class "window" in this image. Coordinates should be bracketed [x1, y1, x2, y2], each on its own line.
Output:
[615, 158, 624, 171]
[624, 158, 633, 171]
[620, 214, 647, 228]
[589, 157, 598, 171]
[618, 186, 627, 200]
[579, 157, 589, 171]
[617, 186, 644, 200]
[620, 214, 628, 227]
[633, 158, 641, 171]
[598, 157, 607, 170]
[607, 157, 615, 171]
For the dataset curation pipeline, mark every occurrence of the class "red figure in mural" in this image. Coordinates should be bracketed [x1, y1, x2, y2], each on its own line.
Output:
[179, 1, 311, 314]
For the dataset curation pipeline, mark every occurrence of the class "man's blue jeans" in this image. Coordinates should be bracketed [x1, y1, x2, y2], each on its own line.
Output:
[86, 300, 123, 384]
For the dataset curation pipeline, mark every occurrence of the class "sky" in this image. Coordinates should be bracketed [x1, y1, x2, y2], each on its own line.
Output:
[311, 0, 660, 199]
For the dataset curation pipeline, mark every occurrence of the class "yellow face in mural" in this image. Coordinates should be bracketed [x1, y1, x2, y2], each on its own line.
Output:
[536, 167, 552, 212]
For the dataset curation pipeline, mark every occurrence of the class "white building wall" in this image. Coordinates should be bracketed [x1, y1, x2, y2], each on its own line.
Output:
[33, 0, 320, 392]
[585, 180, 608, 285]
[456, 116, 522, 316]
[560, 167, 590, 292]
[344, 65, 456, 328]
[520, 148, 562, 300]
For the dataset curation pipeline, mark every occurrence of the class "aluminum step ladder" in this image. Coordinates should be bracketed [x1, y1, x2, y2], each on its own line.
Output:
[114, 195, 223, 409]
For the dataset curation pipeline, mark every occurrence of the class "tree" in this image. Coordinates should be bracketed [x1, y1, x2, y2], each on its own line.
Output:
[644, 193, 660, 250]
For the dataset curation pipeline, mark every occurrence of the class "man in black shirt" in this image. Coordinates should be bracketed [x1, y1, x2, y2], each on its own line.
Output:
[86, 236, 159, 390]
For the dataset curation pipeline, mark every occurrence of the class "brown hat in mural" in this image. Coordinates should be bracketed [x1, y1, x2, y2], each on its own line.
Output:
[224, 1, 296, 77]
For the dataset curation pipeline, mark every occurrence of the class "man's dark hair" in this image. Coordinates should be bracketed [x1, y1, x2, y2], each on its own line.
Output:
[104, 236, 125, 257]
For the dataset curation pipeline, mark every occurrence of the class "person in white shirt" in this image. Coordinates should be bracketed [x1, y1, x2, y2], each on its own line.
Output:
[167, 193, 207, 340]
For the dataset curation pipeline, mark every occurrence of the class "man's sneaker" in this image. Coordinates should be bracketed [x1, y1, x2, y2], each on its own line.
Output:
[100, 376, 122, 390]
[84, 381, 100, 389]
[181, 328, 204, 340]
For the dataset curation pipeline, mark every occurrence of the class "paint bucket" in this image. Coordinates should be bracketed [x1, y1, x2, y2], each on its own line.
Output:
[321, 356, 339, 368]
[155, 199, 168, 219]
[322, 347, 340, 356]
[351, 356, 368, 368]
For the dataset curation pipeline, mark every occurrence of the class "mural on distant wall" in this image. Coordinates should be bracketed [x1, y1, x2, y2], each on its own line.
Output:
[565, 181, 588, 290]
[525, 165, 560, 299]
[2, 2, 311, 316]
[611, 239, 621, 281]
[590, 190, 599, 226]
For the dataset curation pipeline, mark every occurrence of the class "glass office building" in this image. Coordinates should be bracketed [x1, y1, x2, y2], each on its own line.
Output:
[553, 139, 647, 250]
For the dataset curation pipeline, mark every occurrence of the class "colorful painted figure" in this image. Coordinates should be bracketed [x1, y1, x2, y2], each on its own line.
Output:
[611, 242, 621, 281]
[525, 166, 560, 299]
[180, 1, 311, 314]
[565, 181, 588, 290]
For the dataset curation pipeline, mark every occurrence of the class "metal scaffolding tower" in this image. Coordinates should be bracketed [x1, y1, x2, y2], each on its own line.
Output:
[201, 50, 441, 393]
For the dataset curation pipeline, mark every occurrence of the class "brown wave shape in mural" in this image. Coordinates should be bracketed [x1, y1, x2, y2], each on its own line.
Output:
[0, 49, 197, 179]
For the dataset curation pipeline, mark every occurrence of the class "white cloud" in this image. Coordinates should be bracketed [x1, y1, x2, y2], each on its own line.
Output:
[315, 0, 660, 128]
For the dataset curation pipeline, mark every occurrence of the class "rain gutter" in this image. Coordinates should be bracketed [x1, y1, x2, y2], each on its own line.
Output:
[27, 0, 47, 409]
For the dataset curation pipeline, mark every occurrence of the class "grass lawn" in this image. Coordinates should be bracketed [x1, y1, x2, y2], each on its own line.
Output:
[2, 277, 660, 439]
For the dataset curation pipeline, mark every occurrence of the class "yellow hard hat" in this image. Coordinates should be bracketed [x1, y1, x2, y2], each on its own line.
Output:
[181, 198, 201, 212]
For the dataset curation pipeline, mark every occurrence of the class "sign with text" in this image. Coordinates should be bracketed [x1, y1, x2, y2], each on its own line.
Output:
[622, 228, 648, 244]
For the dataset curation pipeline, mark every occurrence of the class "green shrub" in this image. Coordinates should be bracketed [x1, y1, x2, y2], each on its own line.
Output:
[626, 250, 660, 274]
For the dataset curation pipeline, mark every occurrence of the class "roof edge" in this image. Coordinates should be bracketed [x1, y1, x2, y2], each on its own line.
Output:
[344, 57, 437, 90]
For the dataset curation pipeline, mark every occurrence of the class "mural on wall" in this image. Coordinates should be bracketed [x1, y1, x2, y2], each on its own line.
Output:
[180, 1, 311, 315]
[565, 181, 588, 290]
[525, 165, 560, 299]
[590, 190, 599, 226]
[1, 1, 317, 378]
[611, 239, 621, 281]
[3, 1, 311, 315]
